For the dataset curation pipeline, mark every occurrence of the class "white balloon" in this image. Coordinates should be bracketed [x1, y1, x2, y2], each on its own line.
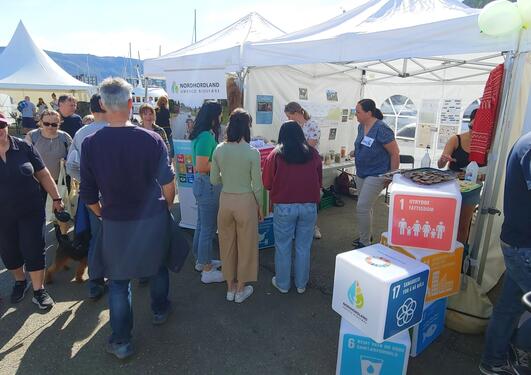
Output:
[517, 0, 531, 27]
[478, 0, 523, 36]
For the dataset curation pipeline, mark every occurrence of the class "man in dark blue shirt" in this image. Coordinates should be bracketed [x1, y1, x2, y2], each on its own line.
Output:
[58, 95, 83, 139]
[481, 131, 531, 375]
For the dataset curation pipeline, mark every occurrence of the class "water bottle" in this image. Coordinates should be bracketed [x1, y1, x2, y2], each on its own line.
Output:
[465, 161, 479, 183]
[421, 146, 431, 168]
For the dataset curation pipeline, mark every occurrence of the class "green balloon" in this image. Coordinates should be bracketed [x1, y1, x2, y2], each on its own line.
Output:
[478, 0, 523, 36]
[517, 0, 531, 27]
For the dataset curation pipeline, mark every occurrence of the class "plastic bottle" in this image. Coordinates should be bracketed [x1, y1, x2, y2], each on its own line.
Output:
[465, 161, 479, 183]
[421, 145, 431, 168]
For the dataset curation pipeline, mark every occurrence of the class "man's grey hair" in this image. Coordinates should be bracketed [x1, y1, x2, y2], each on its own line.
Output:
[99, 77, 132, 113]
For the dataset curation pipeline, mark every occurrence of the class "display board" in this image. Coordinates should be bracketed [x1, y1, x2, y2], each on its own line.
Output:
[174, 140, 198, 229]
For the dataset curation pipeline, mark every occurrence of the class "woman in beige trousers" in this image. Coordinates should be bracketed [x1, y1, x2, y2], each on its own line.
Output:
[210, 108, 263, 303]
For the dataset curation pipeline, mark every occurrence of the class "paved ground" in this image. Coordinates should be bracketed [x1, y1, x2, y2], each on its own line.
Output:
[0, 196, 487, 375]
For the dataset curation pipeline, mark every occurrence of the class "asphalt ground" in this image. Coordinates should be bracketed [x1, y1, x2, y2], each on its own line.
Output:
[0, 196, 487, 375]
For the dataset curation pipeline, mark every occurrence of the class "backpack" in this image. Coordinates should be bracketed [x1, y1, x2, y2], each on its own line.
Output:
[17, 100, 27, 112]
[334, 171, 351, 196]
[30, 130, 69, 157]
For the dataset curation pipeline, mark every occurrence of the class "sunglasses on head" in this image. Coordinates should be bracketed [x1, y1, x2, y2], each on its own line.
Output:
[0, 122, 8, 129]
[43, 122, 59, 128]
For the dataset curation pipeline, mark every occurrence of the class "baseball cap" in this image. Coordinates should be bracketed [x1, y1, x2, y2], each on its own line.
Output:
[0, 113, 8, 124]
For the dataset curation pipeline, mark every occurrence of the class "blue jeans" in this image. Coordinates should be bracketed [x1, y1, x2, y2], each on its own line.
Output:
[108, 266, 170, 344]
[192, 174, 221, 265]
[482, 242, 531, 366]
[273, 203, 317, 290]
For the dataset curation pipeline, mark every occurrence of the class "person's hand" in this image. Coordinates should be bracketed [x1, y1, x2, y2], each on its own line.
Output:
[257, 207, 264, 223]
[439, 154, 456, 164]
[349, 150, 355, 158]
[383, 179, 392, 188]
[52, 199, 64, 213]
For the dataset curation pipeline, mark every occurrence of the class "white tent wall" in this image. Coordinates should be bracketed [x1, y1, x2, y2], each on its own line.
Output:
[245, 64, 363, 151]
[363, 80, 487, 163]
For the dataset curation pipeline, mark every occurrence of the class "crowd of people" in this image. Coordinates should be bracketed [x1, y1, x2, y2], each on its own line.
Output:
[0, 77, 529, 372]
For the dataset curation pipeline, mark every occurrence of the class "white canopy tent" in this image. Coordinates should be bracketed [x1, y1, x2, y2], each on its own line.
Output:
[0, 21, 93, 103]
[145, 0, 531, 294]
[144, 12, 285, 76]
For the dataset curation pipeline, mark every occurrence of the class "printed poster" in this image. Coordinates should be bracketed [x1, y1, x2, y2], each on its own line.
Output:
[256, 95, 273, 124]
[174, 140, 197, 229]
[437, 125, 459, 150]
[416, 123, 436, 149]
[440, 99, 462, 125]
[419, 99, 440, 124]
[166, 69, 226, 108]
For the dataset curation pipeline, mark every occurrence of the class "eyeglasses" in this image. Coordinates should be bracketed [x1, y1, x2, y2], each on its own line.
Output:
[43, 122, 59, 128]
[0, 123, 8, 129]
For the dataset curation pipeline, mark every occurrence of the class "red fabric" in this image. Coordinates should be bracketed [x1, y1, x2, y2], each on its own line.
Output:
[262, 148, 322, 204]
[470, 63, 505, 165]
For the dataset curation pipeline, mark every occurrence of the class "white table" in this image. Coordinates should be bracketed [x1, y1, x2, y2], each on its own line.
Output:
[322, 160, 356, 172]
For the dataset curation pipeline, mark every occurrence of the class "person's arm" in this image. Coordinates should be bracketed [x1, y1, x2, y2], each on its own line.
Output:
[34, 168, 64, 212]
[384, 140, 400, 171]
[210, 148, 222, 185]
[195, 156, 211, 173]
[437, 135, 458, 169]
[307, 139, 318, 148]
[79, 139, 101, 213]
[194, 135, 214, 173]
[316, 151, 323, 188]
[66, 135, 81, 181]
[87, 202, 102, 217]
[162, 182, 176, 208]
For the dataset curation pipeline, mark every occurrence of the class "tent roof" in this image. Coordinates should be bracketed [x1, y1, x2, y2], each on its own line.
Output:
[144, 12, 284, 76]
[243, 0, 523, 67]
[0, 21, 92, 90]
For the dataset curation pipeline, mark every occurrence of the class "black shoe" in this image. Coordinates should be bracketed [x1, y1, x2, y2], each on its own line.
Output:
[11, 280, 29, 303]
[479, 360, 528, 375]
[510, 345, 530, 371]
[32, 289, 54, 310]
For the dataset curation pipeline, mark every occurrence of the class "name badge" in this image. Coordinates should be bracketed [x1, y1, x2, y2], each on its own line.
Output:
[361, 136, 374, 147]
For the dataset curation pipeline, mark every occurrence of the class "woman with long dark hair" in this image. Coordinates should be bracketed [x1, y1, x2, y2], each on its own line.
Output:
[352, 99, 400, 248]
[263, 121, 322, 294]
[210, 108, 262, 303]
[190, 101, 224, 283]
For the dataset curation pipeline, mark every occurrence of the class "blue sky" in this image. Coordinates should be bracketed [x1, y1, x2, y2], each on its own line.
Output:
[1, 0, 352, 58]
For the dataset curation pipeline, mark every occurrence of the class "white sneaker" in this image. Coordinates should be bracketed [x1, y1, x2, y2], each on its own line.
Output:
[201, 269, 225, 283]
[297, 287, 306, 294]
[314, 226, 322, 239]
[195, 259, 222, 272]
[272, 277, 288, 294]
[226, 290, 236, 302]
[234, 286, 253, 303]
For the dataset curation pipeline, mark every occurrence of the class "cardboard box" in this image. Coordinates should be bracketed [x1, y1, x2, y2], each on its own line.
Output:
[258, 216, 274, 249]
[410, 298, 447, 357]
[388, 174, 461, 252]
[336, 318, 411, 375]
[332, 244, 429, 343]
[381, 232, 462, 302]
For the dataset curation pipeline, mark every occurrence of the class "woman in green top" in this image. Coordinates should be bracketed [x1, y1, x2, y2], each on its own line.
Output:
[211, 108, 263, 303]
[190, 101, 224, 284]
[138, 104, 172, 154]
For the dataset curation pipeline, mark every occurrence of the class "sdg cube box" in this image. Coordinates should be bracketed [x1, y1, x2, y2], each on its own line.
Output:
[332, 244, 429, 343]
[410, 298, 448, 357]
[381, 232, 463, 302]
[337, 318, 411, 375]
[258, 216, 274, 249]
[389, 174, 461, 252]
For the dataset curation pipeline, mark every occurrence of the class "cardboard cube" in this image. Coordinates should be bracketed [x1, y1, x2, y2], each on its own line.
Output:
[410, 298, 447, 357]
[381, 232, 463, 302]
[332, 244, 429, 343]
[337, 318, 411, 375]
[258, 216, 274, 249]
[388, 174, 461, 252]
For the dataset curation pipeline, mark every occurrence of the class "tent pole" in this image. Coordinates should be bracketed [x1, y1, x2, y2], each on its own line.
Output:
[471, 51, 523, 285]
[360, 70, 367, 99]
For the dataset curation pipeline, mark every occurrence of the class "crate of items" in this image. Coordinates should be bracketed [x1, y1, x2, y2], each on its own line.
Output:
[332, 244, 429, 343]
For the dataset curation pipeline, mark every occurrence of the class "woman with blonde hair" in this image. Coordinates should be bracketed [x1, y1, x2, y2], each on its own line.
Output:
[284, 101, 322, 240]
[156, 96, 174, 158]
[139, 104, 171, 152]
[211, 108, 262, 303]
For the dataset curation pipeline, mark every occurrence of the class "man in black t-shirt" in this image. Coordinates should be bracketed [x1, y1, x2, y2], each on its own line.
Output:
[58, 95, 83, 138]
[480, 131, 531, 375]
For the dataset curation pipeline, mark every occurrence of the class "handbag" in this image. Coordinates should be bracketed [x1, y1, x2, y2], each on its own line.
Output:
[165, 211, 190, 273]
[45, 160, 71, 222]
